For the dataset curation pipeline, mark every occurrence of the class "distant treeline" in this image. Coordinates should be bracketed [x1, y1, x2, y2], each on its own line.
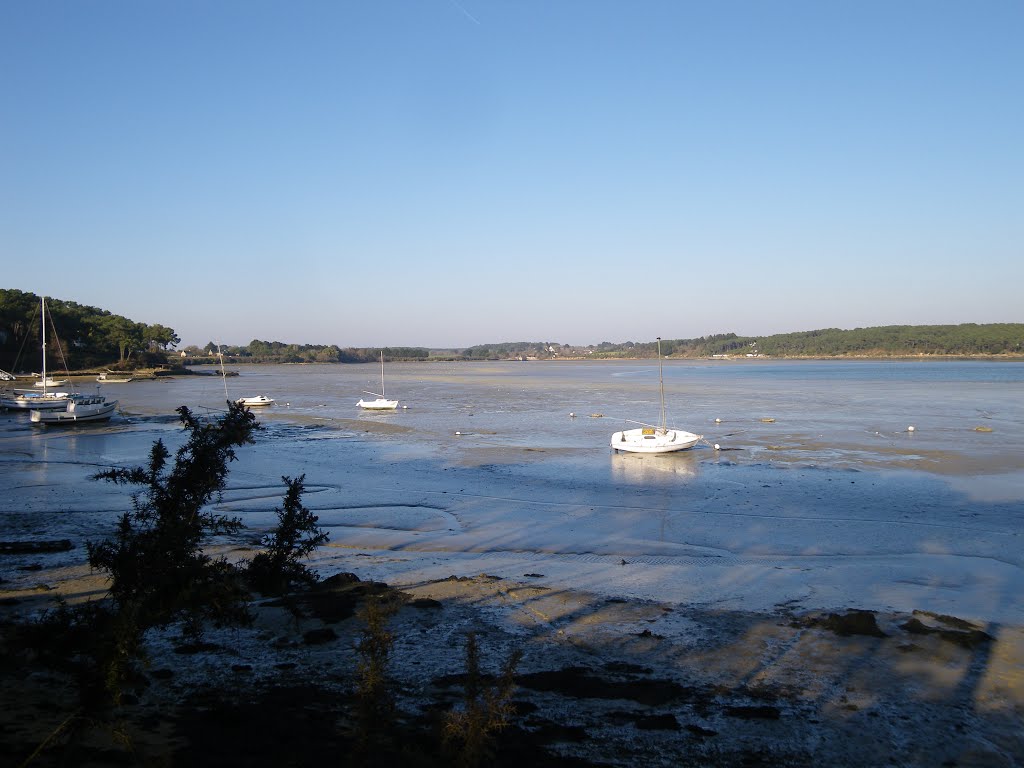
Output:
[465, 325, 1024, 360]
[182, 340, 431, 365]
[0, 289, 179, 371]
[4, 287, 1020, 370]
[672, 325, 1024, 358]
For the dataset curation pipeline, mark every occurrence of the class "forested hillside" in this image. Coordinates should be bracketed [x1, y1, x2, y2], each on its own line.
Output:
[182, 341, 431, 365]
[4, 286, 1019, 370]
[468, 325, 1024, 360]
[0, 289, 179, 371]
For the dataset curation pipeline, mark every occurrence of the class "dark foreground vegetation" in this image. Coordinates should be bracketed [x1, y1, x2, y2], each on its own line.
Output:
[0, 403, 537, 768]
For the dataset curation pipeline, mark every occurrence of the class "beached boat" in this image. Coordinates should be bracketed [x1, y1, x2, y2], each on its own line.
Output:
[215, 346, 274, 407]
[1, 298, 78, 411]
[97, 372, 134, 383]
[357, 351, 399, 410]
[237, 395, 275, 407]
[31, 394, 118, 424]
[1, 390, 77, 410]
[610, 337, 702, 454]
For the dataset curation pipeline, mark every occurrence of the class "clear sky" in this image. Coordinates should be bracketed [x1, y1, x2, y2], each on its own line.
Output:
[2, 1, 1021, 349]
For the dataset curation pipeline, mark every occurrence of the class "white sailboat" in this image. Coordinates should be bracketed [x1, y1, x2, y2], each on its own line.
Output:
[31, 393, 118, 424]
[610, 337, 702, 454]
[1, 297, 78, 411]
[24, 297, 117, 424]
[97, 371, 134, 383]
[33, 376, 68, 387]
[216, 345, 274, 408]
[357, 351, 399, 410]
[237, 394, 275, 407]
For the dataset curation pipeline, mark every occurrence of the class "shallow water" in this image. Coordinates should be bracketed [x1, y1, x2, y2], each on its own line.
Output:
[2, 359, 1023, 621]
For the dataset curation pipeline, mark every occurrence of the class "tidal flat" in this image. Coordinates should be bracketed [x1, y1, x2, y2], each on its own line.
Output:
[1, 359, 1022, 765]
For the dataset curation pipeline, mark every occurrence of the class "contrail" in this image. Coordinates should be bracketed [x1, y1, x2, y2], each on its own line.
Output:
[448, 0, 481, 25]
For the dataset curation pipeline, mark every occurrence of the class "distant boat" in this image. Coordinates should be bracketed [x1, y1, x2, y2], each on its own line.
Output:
[237, 394, 275, 407]
[357, 351, 399, 410]
[610, 337, 702, 454]
[217, 345, 274, 408]
[33, 376, 68, 387]
[31, 394, 118, 424]
[1, 298, 79, 411]
[97, 372, 134, 383]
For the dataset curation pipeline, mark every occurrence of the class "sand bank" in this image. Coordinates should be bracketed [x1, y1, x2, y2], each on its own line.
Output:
[1, 561, 1021, 766]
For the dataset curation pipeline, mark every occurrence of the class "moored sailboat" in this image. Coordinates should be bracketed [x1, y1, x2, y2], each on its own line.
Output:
[357, 351, 399, 410]
[31, 394, 118, 424]
[610, 337, 701, 453]
[1, 297, 79, 411]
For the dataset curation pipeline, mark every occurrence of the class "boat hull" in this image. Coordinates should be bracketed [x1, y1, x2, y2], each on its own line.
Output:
[237, 396, 274, 407]
[1, 393, 74, 410]
[357, 398, 399, 410]
[610, 427, 701, 454]
[30, 398, 117, 424]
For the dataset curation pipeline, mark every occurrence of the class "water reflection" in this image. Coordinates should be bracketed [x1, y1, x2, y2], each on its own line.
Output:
[609, 450, 700, 483]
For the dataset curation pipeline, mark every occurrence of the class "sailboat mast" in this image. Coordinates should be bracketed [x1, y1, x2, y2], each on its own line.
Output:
[40, 298, 48, 395]
[380, 351, 385, 398]
[657, 336, 666, 430]
[218, 345, 229, 400]
[659, 337, 667, 434]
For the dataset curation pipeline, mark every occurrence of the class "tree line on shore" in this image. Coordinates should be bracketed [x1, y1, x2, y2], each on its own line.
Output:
[0, 289, 179, 371]
[183, 341, 433, 365]
[464, 324, 1024, 359]
[3, 289, 1020, 371]
[192, 323, 1024, 363]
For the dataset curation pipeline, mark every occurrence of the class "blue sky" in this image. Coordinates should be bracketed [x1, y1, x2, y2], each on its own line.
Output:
[2, 1, 1021, 349]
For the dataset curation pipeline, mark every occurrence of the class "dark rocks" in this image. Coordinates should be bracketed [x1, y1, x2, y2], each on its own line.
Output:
[0, 540, 74, 555]
[634, 713, 681, 731]
[302, 627, 338, 645]
[410, 597, 443, 610]
[798, 609, 887, 637]
[900, 617, 993, 649]
[516, 667, 693, 706]
[174, 642, 221, 655]
[725, 705, 781, 720]
[301, 626, 337, 647]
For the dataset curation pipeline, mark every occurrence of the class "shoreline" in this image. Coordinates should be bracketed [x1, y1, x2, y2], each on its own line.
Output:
[2, 362, 1022, 764]
[23, 353, 1024, 374]
[2, 555, 1021, 766]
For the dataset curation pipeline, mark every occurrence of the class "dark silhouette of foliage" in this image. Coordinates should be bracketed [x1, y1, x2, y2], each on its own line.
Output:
[87, 402, 260, 637]
[354, 595, 401, 757]
[246, 474, 328, 596]
[443, 632, 523, 768]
